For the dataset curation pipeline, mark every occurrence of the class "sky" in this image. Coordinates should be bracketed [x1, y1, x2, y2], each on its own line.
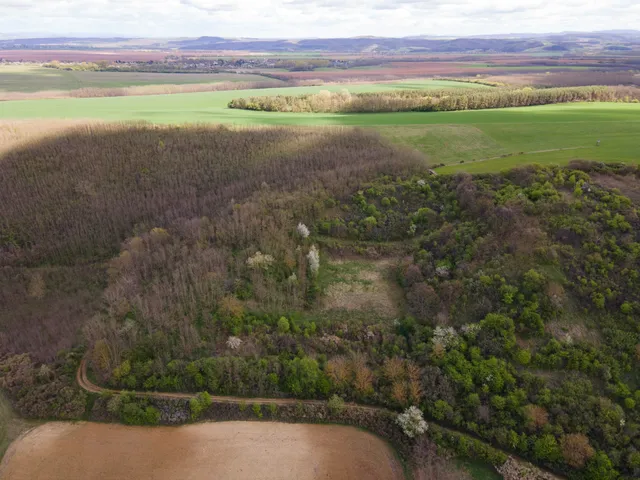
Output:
[0, 0, 638, 38]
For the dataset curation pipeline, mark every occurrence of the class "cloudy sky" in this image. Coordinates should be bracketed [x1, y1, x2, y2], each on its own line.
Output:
[0, 0, 637, 38]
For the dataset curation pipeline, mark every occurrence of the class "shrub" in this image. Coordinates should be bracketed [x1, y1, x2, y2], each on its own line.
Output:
[327, 394, 345, 415]
[277, 317, 290, 334]
[515, 349, 532, 365]
[189, 392, 213, 421]
[561, 433, 595, 468]
[307, 245, 320, 276]
[397, 406, 428, 438]
[533, 434, 561, 462]
[296, 223, 310, 238]
[252, 403, 263, 419]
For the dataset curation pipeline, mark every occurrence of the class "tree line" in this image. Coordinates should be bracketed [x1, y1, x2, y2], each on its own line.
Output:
[228, 85, 640, 113]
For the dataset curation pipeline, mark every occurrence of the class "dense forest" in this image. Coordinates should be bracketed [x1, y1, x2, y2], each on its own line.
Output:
[1, 124, 640, 479]
[228, 85, 640, 113]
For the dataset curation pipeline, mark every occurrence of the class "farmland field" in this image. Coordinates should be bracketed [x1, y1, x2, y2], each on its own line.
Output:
[0, 65, 281, 93]
[0, 81, 638, 172]
[0, 422, 405, 480]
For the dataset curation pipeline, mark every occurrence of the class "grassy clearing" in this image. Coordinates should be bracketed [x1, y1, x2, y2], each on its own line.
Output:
[318, 258, 404, 318]
[0, 65, 280, 93]
[379, 124, 509, 164]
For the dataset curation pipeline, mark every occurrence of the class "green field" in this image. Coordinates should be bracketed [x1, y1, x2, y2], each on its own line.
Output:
[463, 64, 590, 71]
[0, 79, 638, 172]
[0, 65, 281, 92]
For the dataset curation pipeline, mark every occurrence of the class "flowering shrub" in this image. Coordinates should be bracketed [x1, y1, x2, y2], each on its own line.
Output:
[246, 251, 274, 270]
[307, 245, 320, 276]
[432, 326, 460, 350]
[397, 406, 428, 438]
[226, 336, 242, 350]
[297, 222, 310, 238]
[461, 323, 481, 339]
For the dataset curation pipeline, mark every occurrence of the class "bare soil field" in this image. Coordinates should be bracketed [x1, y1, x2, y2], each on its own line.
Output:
[0, 421, 404, 480]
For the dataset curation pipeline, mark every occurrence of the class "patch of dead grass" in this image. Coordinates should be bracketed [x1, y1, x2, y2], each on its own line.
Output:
[545, 319, 601, 346]
[592, 173, 640, 204]
[321, 257, 404, 318]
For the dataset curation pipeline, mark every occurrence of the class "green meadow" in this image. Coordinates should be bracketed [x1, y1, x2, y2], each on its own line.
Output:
[0, 78, 638, 172]
[0, 65, 281, 93]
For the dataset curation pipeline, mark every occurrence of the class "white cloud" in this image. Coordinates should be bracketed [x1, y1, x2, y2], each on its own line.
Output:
[0, 0, 637, 38]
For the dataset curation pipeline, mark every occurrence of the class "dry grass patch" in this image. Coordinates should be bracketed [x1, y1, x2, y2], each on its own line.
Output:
[0, 120, 103, 157]
[545, 317, 601, 346]
[320, 257, 404, 317]
[592, 173, 640, 204]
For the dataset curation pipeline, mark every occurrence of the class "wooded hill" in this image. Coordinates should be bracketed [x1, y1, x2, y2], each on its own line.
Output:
[0, 124, 639, 479]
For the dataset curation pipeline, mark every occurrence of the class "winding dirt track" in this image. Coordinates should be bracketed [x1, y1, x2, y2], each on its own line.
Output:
[77, 359, 375, 409]
[75, 359, 564, 480]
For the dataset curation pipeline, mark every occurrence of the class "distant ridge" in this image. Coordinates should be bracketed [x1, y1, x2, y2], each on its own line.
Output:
[0, 30, 638, 53]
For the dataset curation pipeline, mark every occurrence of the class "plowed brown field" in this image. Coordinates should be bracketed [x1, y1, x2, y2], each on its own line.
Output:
[0, 421, 404, 480]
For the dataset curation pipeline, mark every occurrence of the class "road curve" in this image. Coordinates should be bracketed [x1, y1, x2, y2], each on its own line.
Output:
[77, 358, 374, 409]
[76, 358, 563, 479]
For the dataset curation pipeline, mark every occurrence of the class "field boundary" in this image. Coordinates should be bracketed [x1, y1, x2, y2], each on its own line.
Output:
[77, 359, 564, 479]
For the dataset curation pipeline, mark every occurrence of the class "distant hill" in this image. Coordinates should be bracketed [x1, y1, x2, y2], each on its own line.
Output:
[0, 30, 638, 53]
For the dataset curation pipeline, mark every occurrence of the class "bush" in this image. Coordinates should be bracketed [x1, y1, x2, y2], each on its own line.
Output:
[277, 317, 290, 334]
[561, 433, 595, 468]
[397, 406, 428, 438]
[189, 392, 212, 421]
[327, 394, 345, 415]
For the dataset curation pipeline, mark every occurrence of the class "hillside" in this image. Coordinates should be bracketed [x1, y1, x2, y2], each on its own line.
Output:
[0, 121, 639, 479]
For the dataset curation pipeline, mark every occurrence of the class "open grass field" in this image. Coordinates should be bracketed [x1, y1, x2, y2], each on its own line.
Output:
[0, 80, 638, 172]
[0, 65, 281, 93]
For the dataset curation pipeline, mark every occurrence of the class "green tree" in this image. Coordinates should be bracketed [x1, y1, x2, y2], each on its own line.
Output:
[533, 434, 561, 462]
[584, 451, 618, 480]
[327, 394, 345, 415]
[277, 316, 290, 334]
[284, 356, 322, 397]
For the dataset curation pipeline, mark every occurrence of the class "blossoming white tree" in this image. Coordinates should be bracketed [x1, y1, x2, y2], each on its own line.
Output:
[432, 326, 460, 349]
[307, 245, 320, 275]
[226, 336, 242, 350]
[297, 222, 310, 238]
[396, 406, 428, 438]
[246, 251, 274, 270]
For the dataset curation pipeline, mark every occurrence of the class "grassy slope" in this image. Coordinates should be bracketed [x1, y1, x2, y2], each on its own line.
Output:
[0, 80, 638, 171]
[0, 65, 282, 92]
[0, 392, 38, 462]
